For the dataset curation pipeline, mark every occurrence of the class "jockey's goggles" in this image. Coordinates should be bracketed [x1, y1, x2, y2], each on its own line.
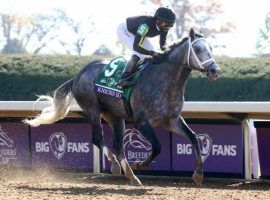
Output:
[159, 21, 173, 30]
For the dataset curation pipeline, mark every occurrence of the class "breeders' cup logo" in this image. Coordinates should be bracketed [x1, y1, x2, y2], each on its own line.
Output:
[49, 132, 67, 160]
[116, 70, 123, 78]
[123, 129, 152, 163]
[107, 78, 115, 87]
[196, 134, 212, 162]
[0, 125, 16, 164]
[0, 126, 14, 148]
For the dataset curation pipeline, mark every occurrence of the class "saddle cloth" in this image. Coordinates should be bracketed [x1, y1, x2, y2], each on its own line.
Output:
[95, 56, 149, 101]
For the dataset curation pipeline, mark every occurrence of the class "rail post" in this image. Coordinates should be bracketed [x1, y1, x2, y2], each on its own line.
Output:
[93, 145, 100, 174]
[242, 119, 252, 179]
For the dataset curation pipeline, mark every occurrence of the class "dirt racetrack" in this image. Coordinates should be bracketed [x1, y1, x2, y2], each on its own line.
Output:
[0, 168, 269, 200]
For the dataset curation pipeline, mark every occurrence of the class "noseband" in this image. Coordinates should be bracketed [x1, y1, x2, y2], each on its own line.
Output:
[187, 37, 215, 72]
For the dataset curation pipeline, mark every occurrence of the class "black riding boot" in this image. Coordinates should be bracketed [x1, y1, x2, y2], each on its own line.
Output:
[119, 55, 140, 87]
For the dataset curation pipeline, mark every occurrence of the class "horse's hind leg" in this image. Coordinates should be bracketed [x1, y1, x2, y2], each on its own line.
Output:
[104, 114, 142, 186]
[167, 116, 203, 186]
[103, 142, 121, 176]
[91, 114, 121, 176]
[78, 101, 120, 175]
[72, 72, 120, 176]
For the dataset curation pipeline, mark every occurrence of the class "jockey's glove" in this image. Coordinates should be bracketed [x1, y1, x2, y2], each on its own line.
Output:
[160, 46, 167, 51]
[150, 51, 163, 64]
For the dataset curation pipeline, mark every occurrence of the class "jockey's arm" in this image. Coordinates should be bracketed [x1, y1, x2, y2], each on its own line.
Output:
[133, 34, 154, 56]
[132, 23, 156, 56]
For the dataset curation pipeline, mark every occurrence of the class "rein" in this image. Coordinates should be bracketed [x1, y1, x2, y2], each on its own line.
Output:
[187, 37, 215, 72]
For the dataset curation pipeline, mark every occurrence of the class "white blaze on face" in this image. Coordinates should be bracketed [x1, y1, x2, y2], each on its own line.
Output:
[188, 37, 215, 71]
[195, 40, 213, 64]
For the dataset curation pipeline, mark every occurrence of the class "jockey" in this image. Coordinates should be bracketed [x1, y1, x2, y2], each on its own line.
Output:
[117, 7, 176, 86]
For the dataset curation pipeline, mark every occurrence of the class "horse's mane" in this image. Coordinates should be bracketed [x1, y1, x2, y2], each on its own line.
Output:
[164, 33, 204, 56]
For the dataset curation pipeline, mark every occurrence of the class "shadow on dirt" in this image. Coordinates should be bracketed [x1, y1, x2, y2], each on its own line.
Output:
[136, 176, 270, 191]
[15, 185, 149, 196]
[3, 168, 270, 196]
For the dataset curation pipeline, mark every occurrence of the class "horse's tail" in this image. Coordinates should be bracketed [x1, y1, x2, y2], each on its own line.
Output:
[23, 79, 74, 127]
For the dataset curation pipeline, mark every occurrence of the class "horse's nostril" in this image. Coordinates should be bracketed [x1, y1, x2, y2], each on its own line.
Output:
[210, 68, 216, 73]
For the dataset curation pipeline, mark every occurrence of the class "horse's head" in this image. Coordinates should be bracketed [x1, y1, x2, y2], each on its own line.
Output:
[167, 28, 220, 80]
[185, 28, 220, 80]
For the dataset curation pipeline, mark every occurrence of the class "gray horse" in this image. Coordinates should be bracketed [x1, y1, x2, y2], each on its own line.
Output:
[24, 28, 220, 186]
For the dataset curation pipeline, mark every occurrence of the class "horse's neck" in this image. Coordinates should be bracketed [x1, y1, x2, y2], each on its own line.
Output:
[166, 63, 191, 89]
[167, 41, 188, 64]
[165, 43, 191, 89]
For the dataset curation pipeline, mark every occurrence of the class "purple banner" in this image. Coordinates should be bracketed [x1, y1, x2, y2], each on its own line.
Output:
[31, 123, 93, 170]
[256, 128, 270, 177]
[172, 124, 243, 173]
[0, 122, 30, 167]
[103, 125, 171, 171]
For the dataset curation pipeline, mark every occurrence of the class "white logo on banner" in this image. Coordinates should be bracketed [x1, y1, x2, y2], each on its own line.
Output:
[49, 132, 67, 160]
[35, 132, 90, 160]
[196, 134, 212, 162]
[176, 133, 238, 162]
[0, 125, 16, 164]
[123, 129, 152, 162]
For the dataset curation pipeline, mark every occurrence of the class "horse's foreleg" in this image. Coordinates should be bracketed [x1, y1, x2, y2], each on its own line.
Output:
[132, 121, 161, 170]
[168, 116, 204, 186]
[111, 117, 142, 186]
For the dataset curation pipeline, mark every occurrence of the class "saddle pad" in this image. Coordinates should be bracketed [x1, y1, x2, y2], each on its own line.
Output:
[95, 57, 126, 99]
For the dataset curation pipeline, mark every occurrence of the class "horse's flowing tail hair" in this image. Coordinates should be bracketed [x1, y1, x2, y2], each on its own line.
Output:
[23, 79, 74, 127]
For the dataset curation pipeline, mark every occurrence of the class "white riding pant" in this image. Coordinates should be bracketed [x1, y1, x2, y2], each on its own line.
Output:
[117, 22, 155, 59]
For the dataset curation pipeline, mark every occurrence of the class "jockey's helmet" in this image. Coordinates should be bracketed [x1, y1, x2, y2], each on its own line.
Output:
[154, 7, 176, 30]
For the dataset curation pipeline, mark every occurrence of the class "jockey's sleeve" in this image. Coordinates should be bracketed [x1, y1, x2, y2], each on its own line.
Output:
[160, 30, 168, 50]
[133, 24, 154, 56]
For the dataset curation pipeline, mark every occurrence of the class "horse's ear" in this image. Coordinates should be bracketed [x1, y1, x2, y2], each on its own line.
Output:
[189, 28, 195, 38]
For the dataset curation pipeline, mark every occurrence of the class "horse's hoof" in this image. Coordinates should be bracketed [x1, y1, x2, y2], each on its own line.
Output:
[131, 161, 148, 170]
[131, 161, 140, 170]
[111, 161, 121, 175]
[129, 176, 143, 186]
[192, 171, 203, 186]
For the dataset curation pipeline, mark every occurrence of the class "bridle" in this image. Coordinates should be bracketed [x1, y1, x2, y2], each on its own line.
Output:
[187, 37, 215, 72]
